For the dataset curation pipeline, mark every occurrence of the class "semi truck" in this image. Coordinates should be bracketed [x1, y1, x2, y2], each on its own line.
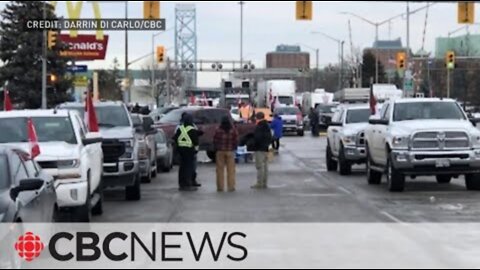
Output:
[256, 80, 296, 109]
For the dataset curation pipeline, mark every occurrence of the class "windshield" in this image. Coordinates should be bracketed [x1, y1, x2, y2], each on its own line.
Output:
[346, 109, 371, 124]
[34, 117, 77, 144]
[275, 107, 300, 115]
[393, 102, 466, 122]
[0, 118, 28, 143]
[0, 155, 8, 189]
[159, 109, 187, 124]
[277, 96, 294, 105]
[317, 105, 337, 114]
[96, 106, 131, 127]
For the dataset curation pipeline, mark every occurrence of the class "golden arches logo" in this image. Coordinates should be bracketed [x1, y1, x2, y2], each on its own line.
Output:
[50, 1, 104, 40]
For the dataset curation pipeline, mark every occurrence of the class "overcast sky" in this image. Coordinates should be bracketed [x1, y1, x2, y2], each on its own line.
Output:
[1, 1, 478, 87]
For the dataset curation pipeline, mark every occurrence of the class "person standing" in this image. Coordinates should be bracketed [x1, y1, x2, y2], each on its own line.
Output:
[173, 113, 199, 191]
[270, 113, 283, 152]
[309, 108, 320, 137]
[213, 116, 238, 192]
[250, 112, 272, 189]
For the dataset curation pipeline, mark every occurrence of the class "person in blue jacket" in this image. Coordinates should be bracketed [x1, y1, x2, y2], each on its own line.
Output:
[270, 113, 283, 152]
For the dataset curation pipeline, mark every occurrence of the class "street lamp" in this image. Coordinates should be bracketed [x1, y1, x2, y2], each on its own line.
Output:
[296, 43, 319, 71]
[152, 27, 173, 106]
[311, 31, 345, 90]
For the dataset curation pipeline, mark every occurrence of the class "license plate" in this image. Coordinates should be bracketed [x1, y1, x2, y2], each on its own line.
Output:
[436, 159, 450, 168]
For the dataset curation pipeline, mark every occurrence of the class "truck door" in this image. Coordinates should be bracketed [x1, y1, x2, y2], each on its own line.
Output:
[373, 104, 391, 165]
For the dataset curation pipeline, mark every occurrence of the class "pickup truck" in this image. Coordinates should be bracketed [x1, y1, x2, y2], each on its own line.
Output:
[364, 98, 480, 192]
[131, 114, 158, 183]
[58, 101, 142, 201]
[0, 110, 104, 222]
[154, 107, 256, 161]
[326, 105, 371, 175]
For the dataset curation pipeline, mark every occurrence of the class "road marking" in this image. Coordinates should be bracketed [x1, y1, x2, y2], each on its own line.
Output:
[338, 186, 353, 195]
[269, 184, 288, 189]
[285, 193, 341, 198]
[380, 211, 403, 223]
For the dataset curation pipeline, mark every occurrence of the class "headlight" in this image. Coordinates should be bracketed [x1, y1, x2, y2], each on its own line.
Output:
[57, 159, 80, 169]
[120, 139, 135, 160]
[471, 134, 480, 149]
[342, 135, 356, 146]
[392, 135, 410, 149]
[138, 141, 148, 159]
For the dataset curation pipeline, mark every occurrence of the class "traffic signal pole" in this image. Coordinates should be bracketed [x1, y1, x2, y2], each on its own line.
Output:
[42, 2, 47, 109]
[447, 68, 451, 98]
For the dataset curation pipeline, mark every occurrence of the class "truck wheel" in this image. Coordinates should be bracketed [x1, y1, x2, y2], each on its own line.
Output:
[91, 184, 104, 216]
[338, 145, 352, 176]
[386, 155, 405, 192]
[326, 142, 337, 172]
[465, 174, 480, 191]
[151, 160, 158, 179]
[142, 164, 152, 184]
[297, 129, 304, 137]
[207, 151, 216, 162]
[126, 175, 141, 201]
[436, 175, 452, 184]
[366, 148, 382, 185]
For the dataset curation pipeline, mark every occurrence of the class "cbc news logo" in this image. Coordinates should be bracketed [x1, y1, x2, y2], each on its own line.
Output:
[14, 232, 45, 262]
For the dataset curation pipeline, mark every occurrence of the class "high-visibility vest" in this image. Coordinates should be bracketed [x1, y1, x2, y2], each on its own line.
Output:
[177, 125, 194, 148]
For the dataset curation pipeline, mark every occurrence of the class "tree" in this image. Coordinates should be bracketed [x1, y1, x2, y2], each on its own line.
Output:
[0, 1, 73, 108]
[361, 51, 386, 87]
[97, 58, 123, 101]
[141, 58, 183, 106]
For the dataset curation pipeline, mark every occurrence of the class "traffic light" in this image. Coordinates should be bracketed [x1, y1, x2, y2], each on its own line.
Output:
[296, 1, 313, 21]
[144, 1, 160, 19]
[47, 31, 57, 50]
[156, 46, 165, 63]
[458, 2, 475, 24]
[446, 51, 455, 69]
[396, 52, 406, 70]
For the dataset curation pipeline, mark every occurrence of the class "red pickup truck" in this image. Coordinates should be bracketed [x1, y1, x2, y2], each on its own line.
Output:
[153, 107, 256, 160]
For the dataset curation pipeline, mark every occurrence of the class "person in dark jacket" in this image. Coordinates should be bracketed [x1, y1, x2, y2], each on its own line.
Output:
[309, 108, 320, 137]
[173, 113, 200, 191]
[251, 112, 272, 189]
[213, 116, 238, 192]
[270, 113, 283, 152]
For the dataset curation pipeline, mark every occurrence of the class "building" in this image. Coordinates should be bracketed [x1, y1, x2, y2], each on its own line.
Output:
[266, 45, 310, 69]
[363, 38, 409, 80]
[435, 34, 480, 58]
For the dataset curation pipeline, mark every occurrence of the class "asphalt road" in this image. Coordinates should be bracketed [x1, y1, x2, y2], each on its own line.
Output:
[94, 133, 480, 223]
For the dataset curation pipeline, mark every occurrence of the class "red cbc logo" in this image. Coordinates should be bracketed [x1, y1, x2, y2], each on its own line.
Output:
[14, 232, 45, 262]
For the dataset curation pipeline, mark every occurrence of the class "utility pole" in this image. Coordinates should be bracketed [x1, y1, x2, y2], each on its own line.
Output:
[124, 1, 129, 104]
[239, 1, 244, 69]
[166, 57, 171, 104]
[41, 1, 47, 109]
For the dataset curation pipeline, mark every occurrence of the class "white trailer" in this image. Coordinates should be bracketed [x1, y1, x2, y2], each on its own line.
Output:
[257, 80, 296, 108]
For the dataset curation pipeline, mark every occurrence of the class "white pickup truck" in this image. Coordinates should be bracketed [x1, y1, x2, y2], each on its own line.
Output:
[364, 98, 480, 192]
[326, 105, 371, 175]
[0, 110, 103, 221]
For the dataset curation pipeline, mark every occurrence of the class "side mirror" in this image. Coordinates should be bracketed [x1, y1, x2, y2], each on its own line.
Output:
[83, 132, 102, 145]
[142, 118, 155, 133]
[10, 179, 44, 201]
[469, 118, 480, 127]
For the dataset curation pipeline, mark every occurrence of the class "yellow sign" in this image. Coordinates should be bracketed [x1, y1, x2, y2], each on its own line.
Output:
[73, 75, 88, 87]
[458, 2, 475, 24]
[50, 1, 104, 40]
[144, 1, 160, 19]
[296, 1, 312, 21]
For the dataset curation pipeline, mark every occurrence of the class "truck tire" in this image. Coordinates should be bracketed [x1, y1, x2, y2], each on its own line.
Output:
[151, 160, 158, 179]
[366, 147, 382, 185]
[297, 129, 304, 137]
[126, 174, 141, 201]
[436, 175, 452, 184]
[91, 184, 104, 216]
[142, 164, 152, 184]
[207, 151, 216, 162]
[338, 145, 352, 176]
[465, 174, 480, 191]
[326, 142, 337, 172]
[386, 155, 405, 192]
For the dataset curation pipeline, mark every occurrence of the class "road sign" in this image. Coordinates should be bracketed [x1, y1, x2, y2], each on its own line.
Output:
[67, 65, 88, 73]
[73, 75, 88, 87]
[144, 1, 160, 19]
[458, 2, 475, 24]
[296, 1, 312, 21]
[404, 79, 414, 92]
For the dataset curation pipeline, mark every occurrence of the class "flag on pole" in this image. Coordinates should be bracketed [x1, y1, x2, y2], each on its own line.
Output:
[85, 90, 99, 132]
[3, 84, 12, 111]
[369, 84, 377, 115]
[27, 118, 41, 159]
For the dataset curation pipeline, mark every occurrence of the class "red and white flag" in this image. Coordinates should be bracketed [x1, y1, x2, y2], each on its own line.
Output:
[3, 88, 12, 111]
[201, 92, 208, 106]
[84, 91, 99, 132]
[27, 118, 41, 159]
[369, 85, 377, 115]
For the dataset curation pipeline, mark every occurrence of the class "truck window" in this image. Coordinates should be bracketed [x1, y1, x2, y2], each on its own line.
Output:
[346, 109, 371, 124]
[96, 106, 131, 127]
[381, 104, 390, 120]
[0, 118, 28, 143]
[33, 117, 78, 145]
[393, 102, 466, 122]
[0, 155, 9, 189]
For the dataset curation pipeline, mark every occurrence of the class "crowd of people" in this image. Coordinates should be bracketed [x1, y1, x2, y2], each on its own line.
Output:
[173, 111, 280, 192]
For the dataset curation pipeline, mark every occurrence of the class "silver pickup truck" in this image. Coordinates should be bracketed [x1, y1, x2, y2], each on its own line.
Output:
[364, 98, 480, 192]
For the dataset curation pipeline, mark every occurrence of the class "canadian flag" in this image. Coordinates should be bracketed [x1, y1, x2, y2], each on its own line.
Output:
[27, 118, 41, 159]
[3, 88, 12, 111]
[201, 92, 208, 106]
[369, 85, 377, 115]
[84, 91, 99, 132]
